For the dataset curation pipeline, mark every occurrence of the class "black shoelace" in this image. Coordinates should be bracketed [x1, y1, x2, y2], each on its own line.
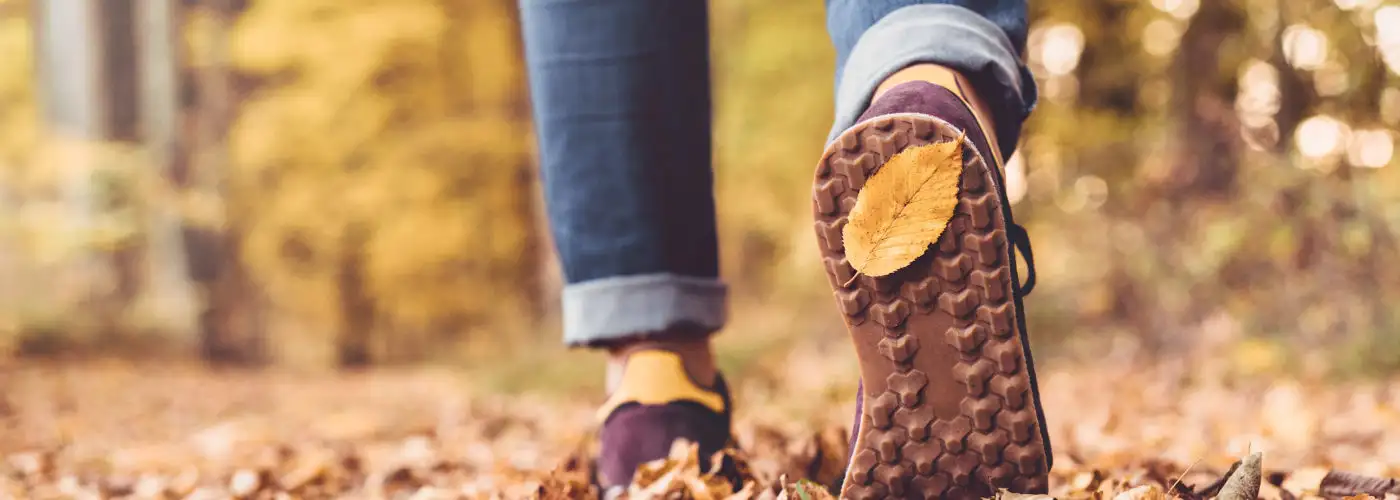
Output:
[1008, 222, 1036, 298]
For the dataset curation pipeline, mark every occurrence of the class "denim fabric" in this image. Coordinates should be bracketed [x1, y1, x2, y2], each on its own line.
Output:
[827, 3, 1036, 161]
[827, 0, 1029, 75]
[518, 0, 1031, 346]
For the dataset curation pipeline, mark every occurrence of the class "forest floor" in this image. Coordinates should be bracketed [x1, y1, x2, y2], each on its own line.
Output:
[4, 347, 1400, 499]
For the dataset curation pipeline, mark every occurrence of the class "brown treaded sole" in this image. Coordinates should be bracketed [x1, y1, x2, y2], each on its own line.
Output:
[813, 114, 1050, 499]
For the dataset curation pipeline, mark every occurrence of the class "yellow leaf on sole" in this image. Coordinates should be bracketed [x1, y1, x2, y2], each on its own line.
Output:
[842, 138, 965, 277]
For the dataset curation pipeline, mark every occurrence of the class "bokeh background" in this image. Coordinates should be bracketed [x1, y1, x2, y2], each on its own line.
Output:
[7, 1, 1400, 497]
[0, 0, 1398, 382]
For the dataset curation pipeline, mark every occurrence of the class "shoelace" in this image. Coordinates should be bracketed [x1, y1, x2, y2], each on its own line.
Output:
[1007, 222, 1036, 298]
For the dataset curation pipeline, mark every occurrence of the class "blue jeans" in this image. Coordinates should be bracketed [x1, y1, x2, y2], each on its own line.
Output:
[519, 0, 1035, 346]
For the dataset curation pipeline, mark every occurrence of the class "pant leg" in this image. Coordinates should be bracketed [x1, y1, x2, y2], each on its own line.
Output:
[519, 0, 725, 347]
[824, 0, 1036, 160]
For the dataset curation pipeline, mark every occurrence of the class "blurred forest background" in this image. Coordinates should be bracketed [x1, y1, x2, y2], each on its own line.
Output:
[0, 0, 1399, 379]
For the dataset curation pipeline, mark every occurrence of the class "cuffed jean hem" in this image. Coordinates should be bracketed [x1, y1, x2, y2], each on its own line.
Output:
[827, 4, 1036, 160]
[562, 273, 728, 347]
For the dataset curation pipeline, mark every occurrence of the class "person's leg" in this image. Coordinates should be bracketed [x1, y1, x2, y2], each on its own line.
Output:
[519, 0, 722, 354]
[817, 2, 1052, 498]
[518, 0, 730, 489]
[827, 0, 1033, 159]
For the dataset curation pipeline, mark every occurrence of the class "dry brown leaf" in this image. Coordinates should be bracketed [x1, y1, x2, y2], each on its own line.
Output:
[1259, 481, 1289, 500]
[685, 475, 728, 500]
[810, 427, 848, 489]
[842, 138, 965, 277]
[770, 475, 793, 500]
[408, 487, 460, 500]
[540, 468, 598, 500]
[715, 448, 756, 487]
[1321, 471, 1400, 499]
[632, 448, 683, 490]
[185, 486, 226, 500]
[278, 449, 335, 492]
[371, 466, 422, 497]
[1218, 452, 1262, 500]
[996, 488, 1057, 499]
[1069, 470, 1103, 492]
[1282, 467, 1331, 496]
[1114, 484, 1166, 500]
[1195, 464, 1237, 499]
[229, 468, 269, 497]
[637, 472, 687, 498]
[782, 429, 847, 491]
[1098, 478, 1130, 498]
[781, 479, 835, 500]
[12, 362, 1400, 499]
[629, 440, 742, 499]
[726, 481, 758, 500]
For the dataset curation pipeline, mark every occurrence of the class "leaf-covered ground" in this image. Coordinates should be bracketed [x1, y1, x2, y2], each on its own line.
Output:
[3, 353, 1400, 499]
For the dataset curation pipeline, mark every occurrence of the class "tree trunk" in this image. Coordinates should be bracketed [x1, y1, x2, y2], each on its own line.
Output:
[187, 0, 265, 365]
[32, 0, 145, 340]
[1271, 0, 1311, 153]
[1166, 0, 1247, 200]
[32, 0, 104, 139]
[92, 0, 146, 340]
[95, 0, 142, 143]
[136, 0, 199, 338]
[336, 224, 375, 369]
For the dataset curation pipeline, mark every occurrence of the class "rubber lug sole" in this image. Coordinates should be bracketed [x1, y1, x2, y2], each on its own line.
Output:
[813, 114, 1051, 500]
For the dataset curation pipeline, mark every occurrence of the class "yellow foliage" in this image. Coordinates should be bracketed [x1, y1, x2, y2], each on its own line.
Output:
[0, 14, 36, 166]
[1231, 338, 1287, 376]
[229, 0, 536, 337]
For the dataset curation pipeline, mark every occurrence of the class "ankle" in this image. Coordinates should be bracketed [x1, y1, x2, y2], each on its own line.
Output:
[606, 336, 717, 392]
[875, 64, 1002, 156]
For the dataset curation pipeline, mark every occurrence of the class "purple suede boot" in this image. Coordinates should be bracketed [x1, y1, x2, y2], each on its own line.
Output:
[594, 350, 733, 489]
[817, 80, 1052, 500]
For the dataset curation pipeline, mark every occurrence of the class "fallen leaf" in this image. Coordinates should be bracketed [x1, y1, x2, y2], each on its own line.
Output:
[409, 487, 460, 500]
[1098, 478, 1131, 498]
[1321, 471, 1400, 498]
[540, 467, 597, 500]
[842, 137, 965, 277]
[1218, 452, 1262, 500]
[785, 429, 846, 491]
[7, 451, 55, 479]
[185, 486, 226, 500]
[371, 466, 422, 497]
[1281, 467, 1330, 496]
[10, 359, 1400, 499]
[1259, 481, 1289, 500]
[1114, 484, 1166, 500]
[685, 474, 734, 500]
[278, 450, 333, 492]
[726, 481, 758, 500]
[996, 488, 1057, 499]
[1069, 470, 1102, 492]
[229, 468, 267, 497]
[785, 479, 834, 500]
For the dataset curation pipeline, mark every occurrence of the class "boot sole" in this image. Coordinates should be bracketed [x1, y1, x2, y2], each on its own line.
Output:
[812, 114, 1050, 499]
